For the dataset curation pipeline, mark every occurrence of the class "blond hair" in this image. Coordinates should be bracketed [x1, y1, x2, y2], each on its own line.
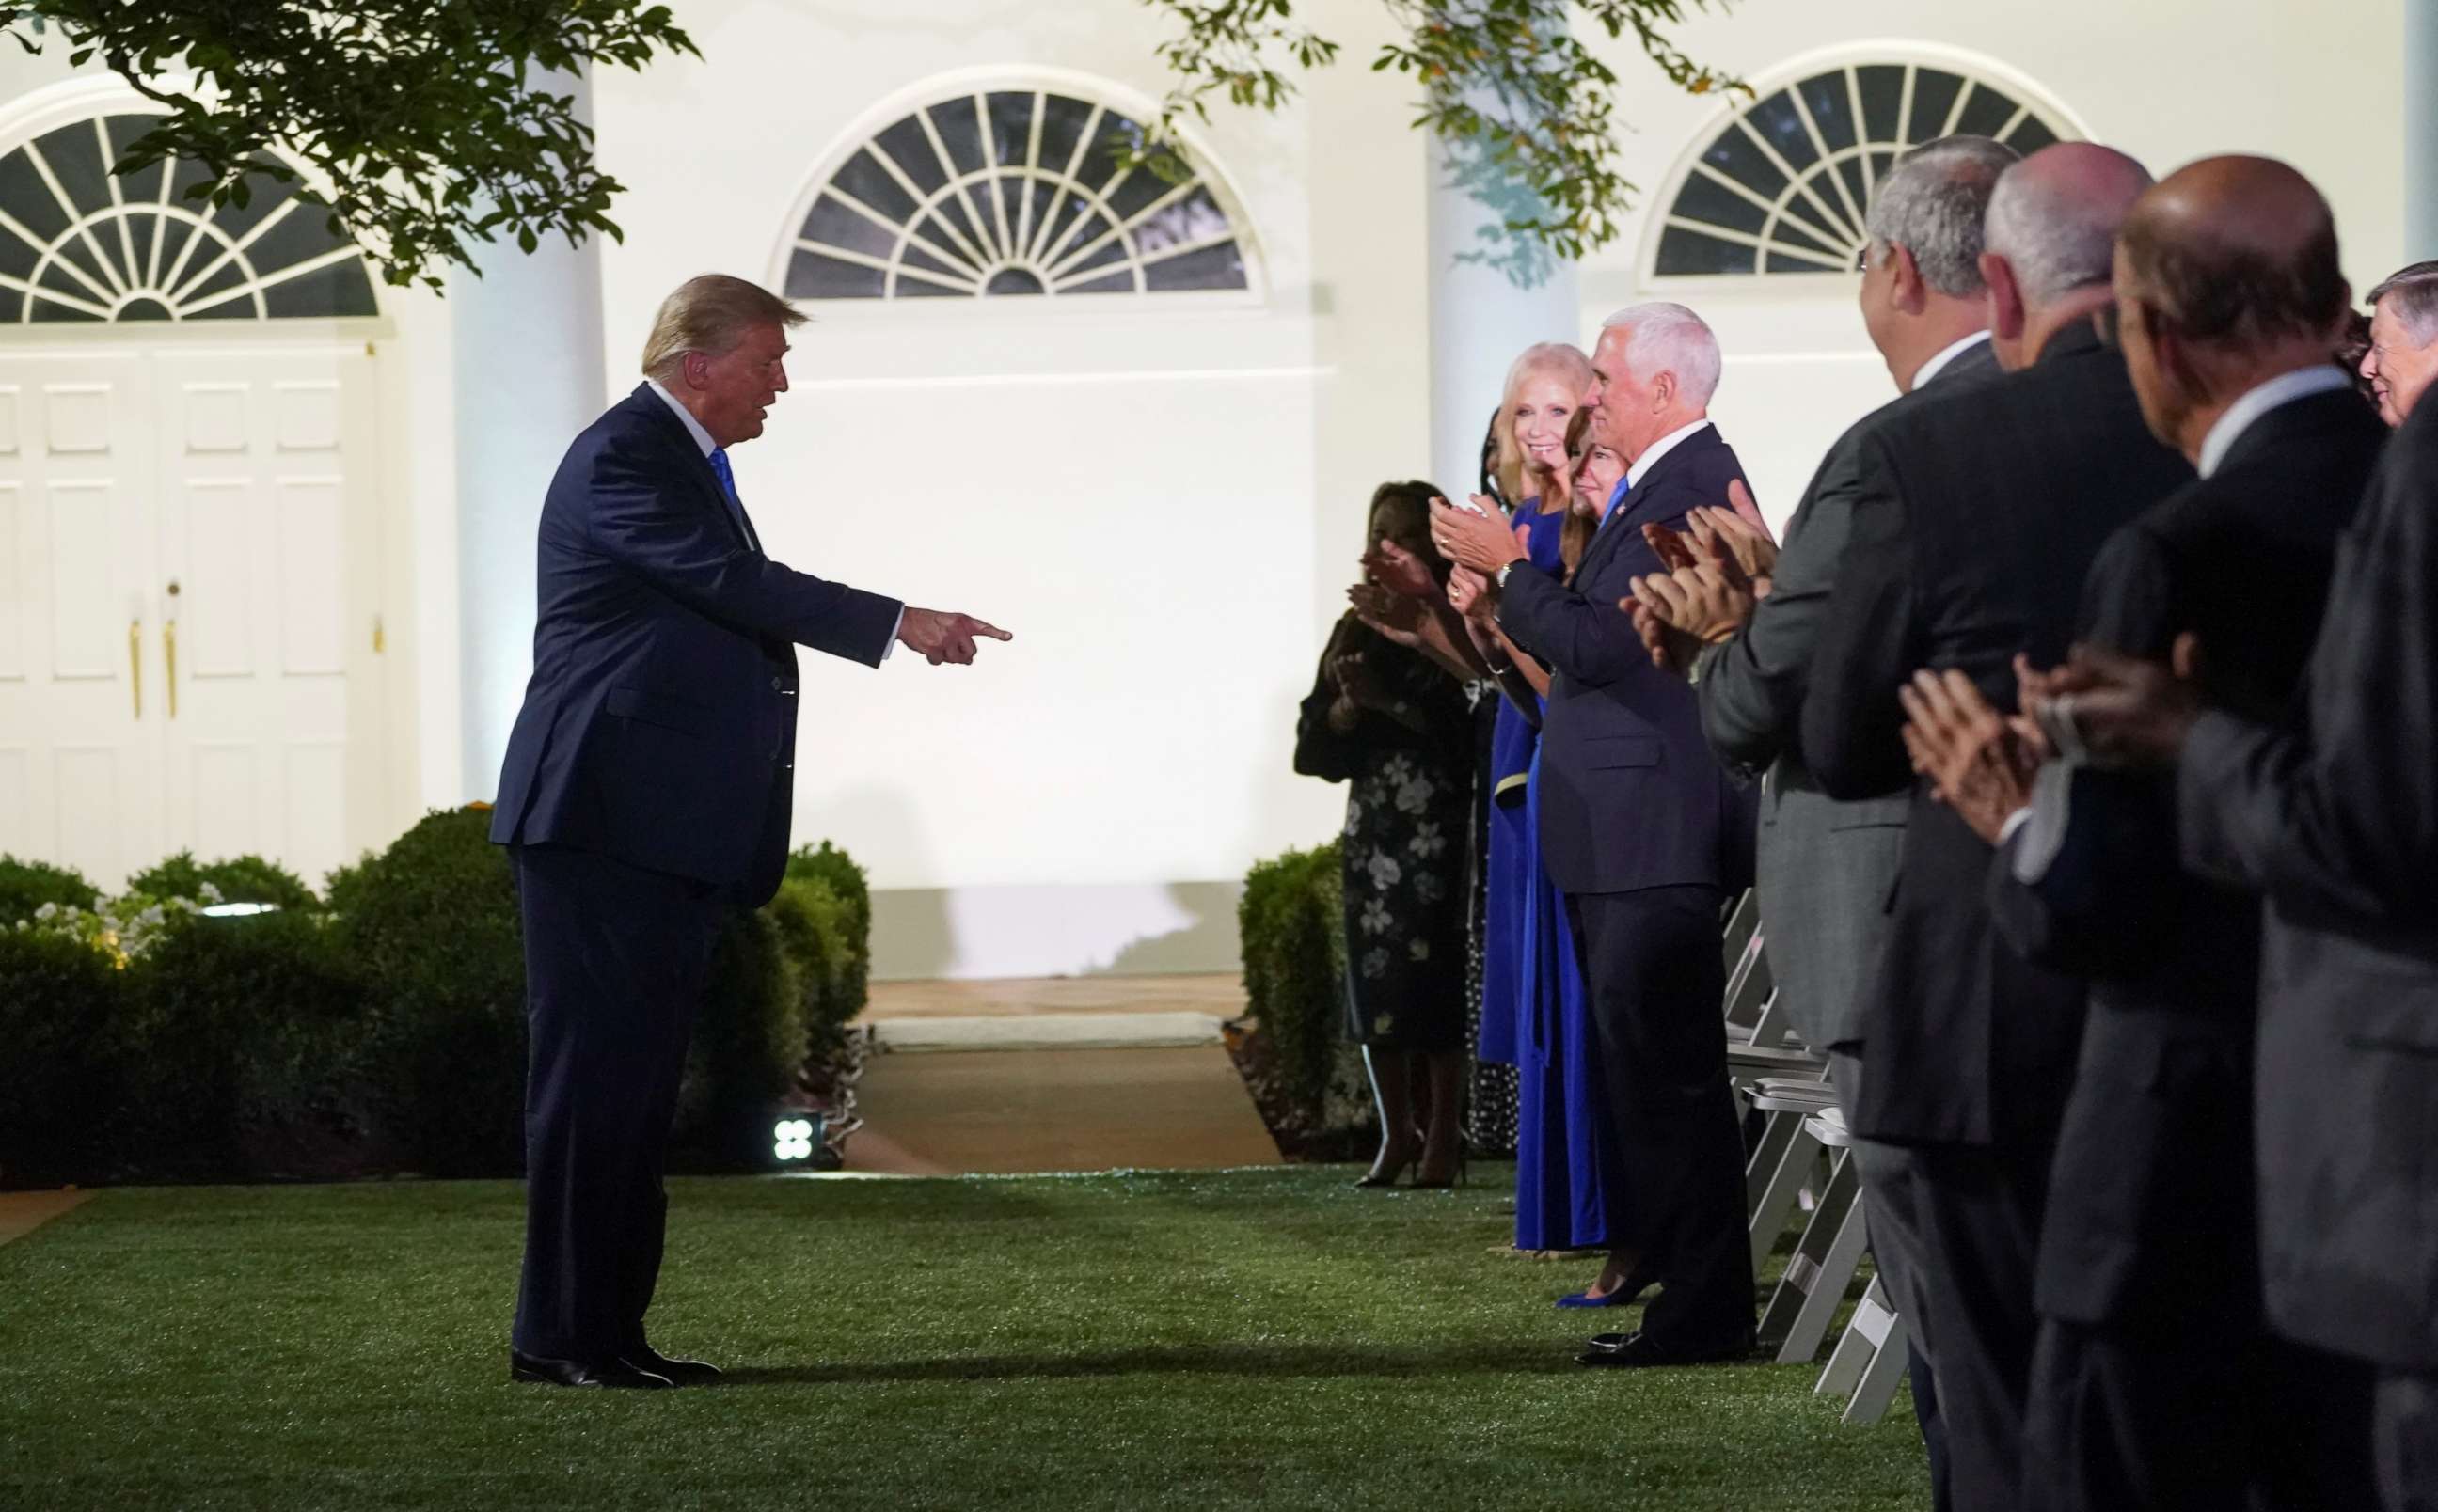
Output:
[640, 274, 804, 381]
[1493, 341, 1594, 507]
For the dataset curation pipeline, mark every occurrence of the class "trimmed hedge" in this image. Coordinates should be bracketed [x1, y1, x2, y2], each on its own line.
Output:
[0, 925, 128, 1181]
[0, 856, 101, 925]
[130, 851, 320, 912]
[122, 908, 369, 1177]
[1238, 841, 1349, 1120]
[332, 809, 528, 1177]
[0, 819, 873, 1186]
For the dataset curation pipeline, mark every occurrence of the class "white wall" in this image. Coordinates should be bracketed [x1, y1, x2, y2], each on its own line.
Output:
[591, 0, 1430, 977]
[0, 0, 2403, 976]
[1571, 0, 2408, 531]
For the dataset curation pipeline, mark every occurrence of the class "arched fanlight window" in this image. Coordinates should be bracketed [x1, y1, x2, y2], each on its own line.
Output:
[784, 86, 1253, 300]
[1650, 58, 2077, 278]
[0, 113, 377, 322]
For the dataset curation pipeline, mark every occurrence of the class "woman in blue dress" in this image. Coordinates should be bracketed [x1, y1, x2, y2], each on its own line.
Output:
[1459, 341, 1639, 1300]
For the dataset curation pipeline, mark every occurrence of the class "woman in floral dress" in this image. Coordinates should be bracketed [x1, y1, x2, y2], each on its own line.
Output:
[1294, 481, 1478, 1187]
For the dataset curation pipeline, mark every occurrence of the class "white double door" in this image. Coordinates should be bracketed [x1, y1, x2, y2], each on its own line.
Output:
[0, 341, 386, 893]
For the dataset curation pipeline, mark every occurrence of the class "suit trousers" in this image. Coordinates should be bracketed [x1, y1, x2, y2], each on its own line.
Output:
[1909, 1139, 2050, 1512]
[511, 843, 723, 1362]
[2023, 1316, 2378, 1512]
[1834, 1050, 1952, 1512]
[1566, 885, 1753, 1349]
[2381, 1371, 2438, 1512]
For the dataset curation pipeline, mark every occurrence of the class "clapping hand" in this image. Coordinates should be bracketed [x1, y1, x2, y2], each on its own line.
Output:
[1446, 565, 1496, 622]
[2019, 637, 2206, 769]
[1362, 537, 1442, 601]
[1623, 592, 1708, 675]
[895, 607, 1013, 667]
[1429, 496, 1526, 575]
[1349, 582, 1426, 647]
[1899, 669, 2047, 844]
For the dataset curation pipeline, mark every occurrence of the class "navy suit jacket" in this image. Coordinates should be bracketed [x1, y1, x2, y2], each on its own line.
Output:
[489, 383, 904, 905]
[1496, 423, 1756, 897]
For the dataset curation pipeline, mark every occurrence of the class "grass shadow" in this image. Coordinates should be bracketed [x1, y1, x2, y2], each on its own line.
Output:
[714, 1337, 1662, 1386]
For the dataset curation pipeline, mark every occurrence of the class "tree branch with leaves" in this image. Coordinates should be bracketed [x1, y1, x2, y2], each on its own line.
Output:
[3, 2, 701, 291]
[1136, 0, 1747, 271]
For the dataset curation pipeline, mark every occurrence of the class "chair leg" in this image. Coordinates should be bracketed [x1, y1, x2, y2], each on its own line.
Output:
[1759, 1148, 1866, 1362]
[1844, 1305, 1913, 1425]
[1748, 1115, 1821, 1273]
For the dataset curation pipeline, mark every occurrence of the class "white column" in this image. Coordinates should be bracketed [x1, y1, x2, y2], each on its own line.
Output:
[1426, 135, 1579, 505]
[449, 68, 608, 800]
[2413, 0, 2438, 257]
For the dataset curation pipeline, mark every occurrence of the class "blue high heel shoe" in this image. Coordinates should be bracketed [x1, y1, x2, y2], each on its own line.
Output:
[1555, 1263, 1657, 1310]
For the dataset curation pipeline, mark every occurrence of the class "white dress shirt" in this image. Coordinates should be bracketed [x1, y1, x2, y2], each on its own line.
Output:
[642, 378, 903, 658]
[1625, 417, 1715, 493]
[1911, 330, 1992, 391]
[2196, 365, 2352, 479]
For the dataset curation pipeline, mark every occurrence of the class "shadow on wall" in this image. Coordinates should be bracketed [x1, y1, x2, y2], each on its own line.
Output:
[869, 879, 1245, 982]
[1092, 880, 1241, 975]
[815, 781, 951, 979]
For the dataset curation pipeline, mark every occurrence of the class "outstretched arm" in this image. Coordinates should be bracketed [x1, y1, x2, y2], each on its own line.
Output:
[587, 450, 905, 666]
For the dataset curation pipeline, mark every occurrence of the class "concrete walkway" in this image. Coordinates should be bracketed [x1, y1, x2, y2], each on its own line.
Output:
[846, 975, 1278, 1177]
[0, 1189, 92, 1247]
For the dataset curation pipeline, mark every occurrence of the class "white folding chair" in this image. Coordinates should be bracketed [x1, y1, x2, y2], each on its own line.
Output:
[1743, 1075, 1838, 1271]
[1756, 1107, 1870, 1363]
[1816, 1273, 1911, 1425]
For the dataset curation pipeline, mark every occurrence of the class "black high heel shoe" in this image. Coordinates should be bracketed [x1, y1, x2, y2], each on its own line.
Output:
[1407, 1147, 1469, 1189]
[1355, 1130, 1427, 1189]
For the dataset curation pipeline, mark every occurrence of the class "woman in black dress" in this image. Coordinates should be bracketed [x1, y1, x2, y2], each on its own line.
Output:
[1294, 481, 1478, 1187]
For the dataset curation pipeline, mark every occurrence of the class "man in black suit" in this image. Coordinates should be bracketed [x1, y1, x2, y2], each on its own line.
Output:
[489, 274, 1006, 1388]
[1901, 157, 2387, 1510]
[1630, 133, 2018, 1508]
[2029, 291, 2438, 1512]
[1432, 303, 1756, 1366]
[1797, 143, 2191, 1509]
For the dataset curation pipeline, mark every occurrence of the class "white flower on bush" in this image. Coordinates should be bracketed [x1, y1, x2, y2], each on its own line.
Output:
[1358, 897, 1392, 936]
[33, 902, 57, 921]
[1366, 851, 1402, 890]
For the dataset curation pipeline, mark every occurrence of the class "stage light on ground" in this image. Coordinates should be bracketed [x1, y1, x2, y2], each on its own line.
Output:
[772, 1116, 819, 1164]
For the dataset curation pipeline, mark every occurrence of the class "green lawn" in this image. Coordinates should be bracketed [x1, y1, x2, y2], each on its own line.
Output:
[0, 1167, 1928, 1510]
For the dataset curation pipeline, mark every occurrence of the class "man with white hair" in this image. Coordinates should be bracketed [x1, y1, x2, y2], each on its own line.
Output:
[1633, 133, 2018, 1507]
[1433, 303, 1759, 1368]
[1798, 145, 2193, 1506]
[2361, 260, 2438, 425]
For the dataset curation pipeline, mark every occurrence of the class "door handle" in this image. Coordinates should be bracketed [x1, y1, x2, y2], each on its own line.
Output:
[164, 578, 180, 719]
[128, 620, 141, 718]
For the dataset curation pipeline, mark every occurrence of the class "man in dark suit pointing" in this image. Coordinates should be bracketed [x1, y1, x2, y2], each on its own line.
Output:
[489, 274, 1007, 1388]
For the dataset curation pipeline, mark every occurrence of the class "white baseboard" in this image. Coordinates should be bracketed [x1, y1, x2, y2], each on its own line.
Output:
[869, 880, 1243, 981]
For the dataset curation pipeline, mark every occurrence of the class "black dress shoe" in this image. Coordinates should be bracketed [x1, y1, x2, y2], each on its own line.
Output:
[620, 1345, 722, 1385]
[511, 1348, 675, 1389]
[1573, 1330, 1754, 1369]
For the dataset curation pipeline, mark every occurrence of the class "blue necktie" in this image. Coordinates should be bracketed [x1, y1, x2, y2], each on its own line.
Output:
[705, 448, 758, 551]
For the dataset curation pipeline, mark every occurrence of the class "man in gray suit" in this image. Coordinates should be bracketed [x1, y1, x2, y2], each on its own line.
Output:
[1629, 134, 2016, 1509]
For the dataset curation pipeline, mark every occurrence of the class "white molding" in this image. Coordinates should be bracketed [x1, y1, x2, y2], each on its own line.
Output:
[1638, 39, 2092, 291]
[0, 73, 390, 324]
[768, 64, 1268, 310]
